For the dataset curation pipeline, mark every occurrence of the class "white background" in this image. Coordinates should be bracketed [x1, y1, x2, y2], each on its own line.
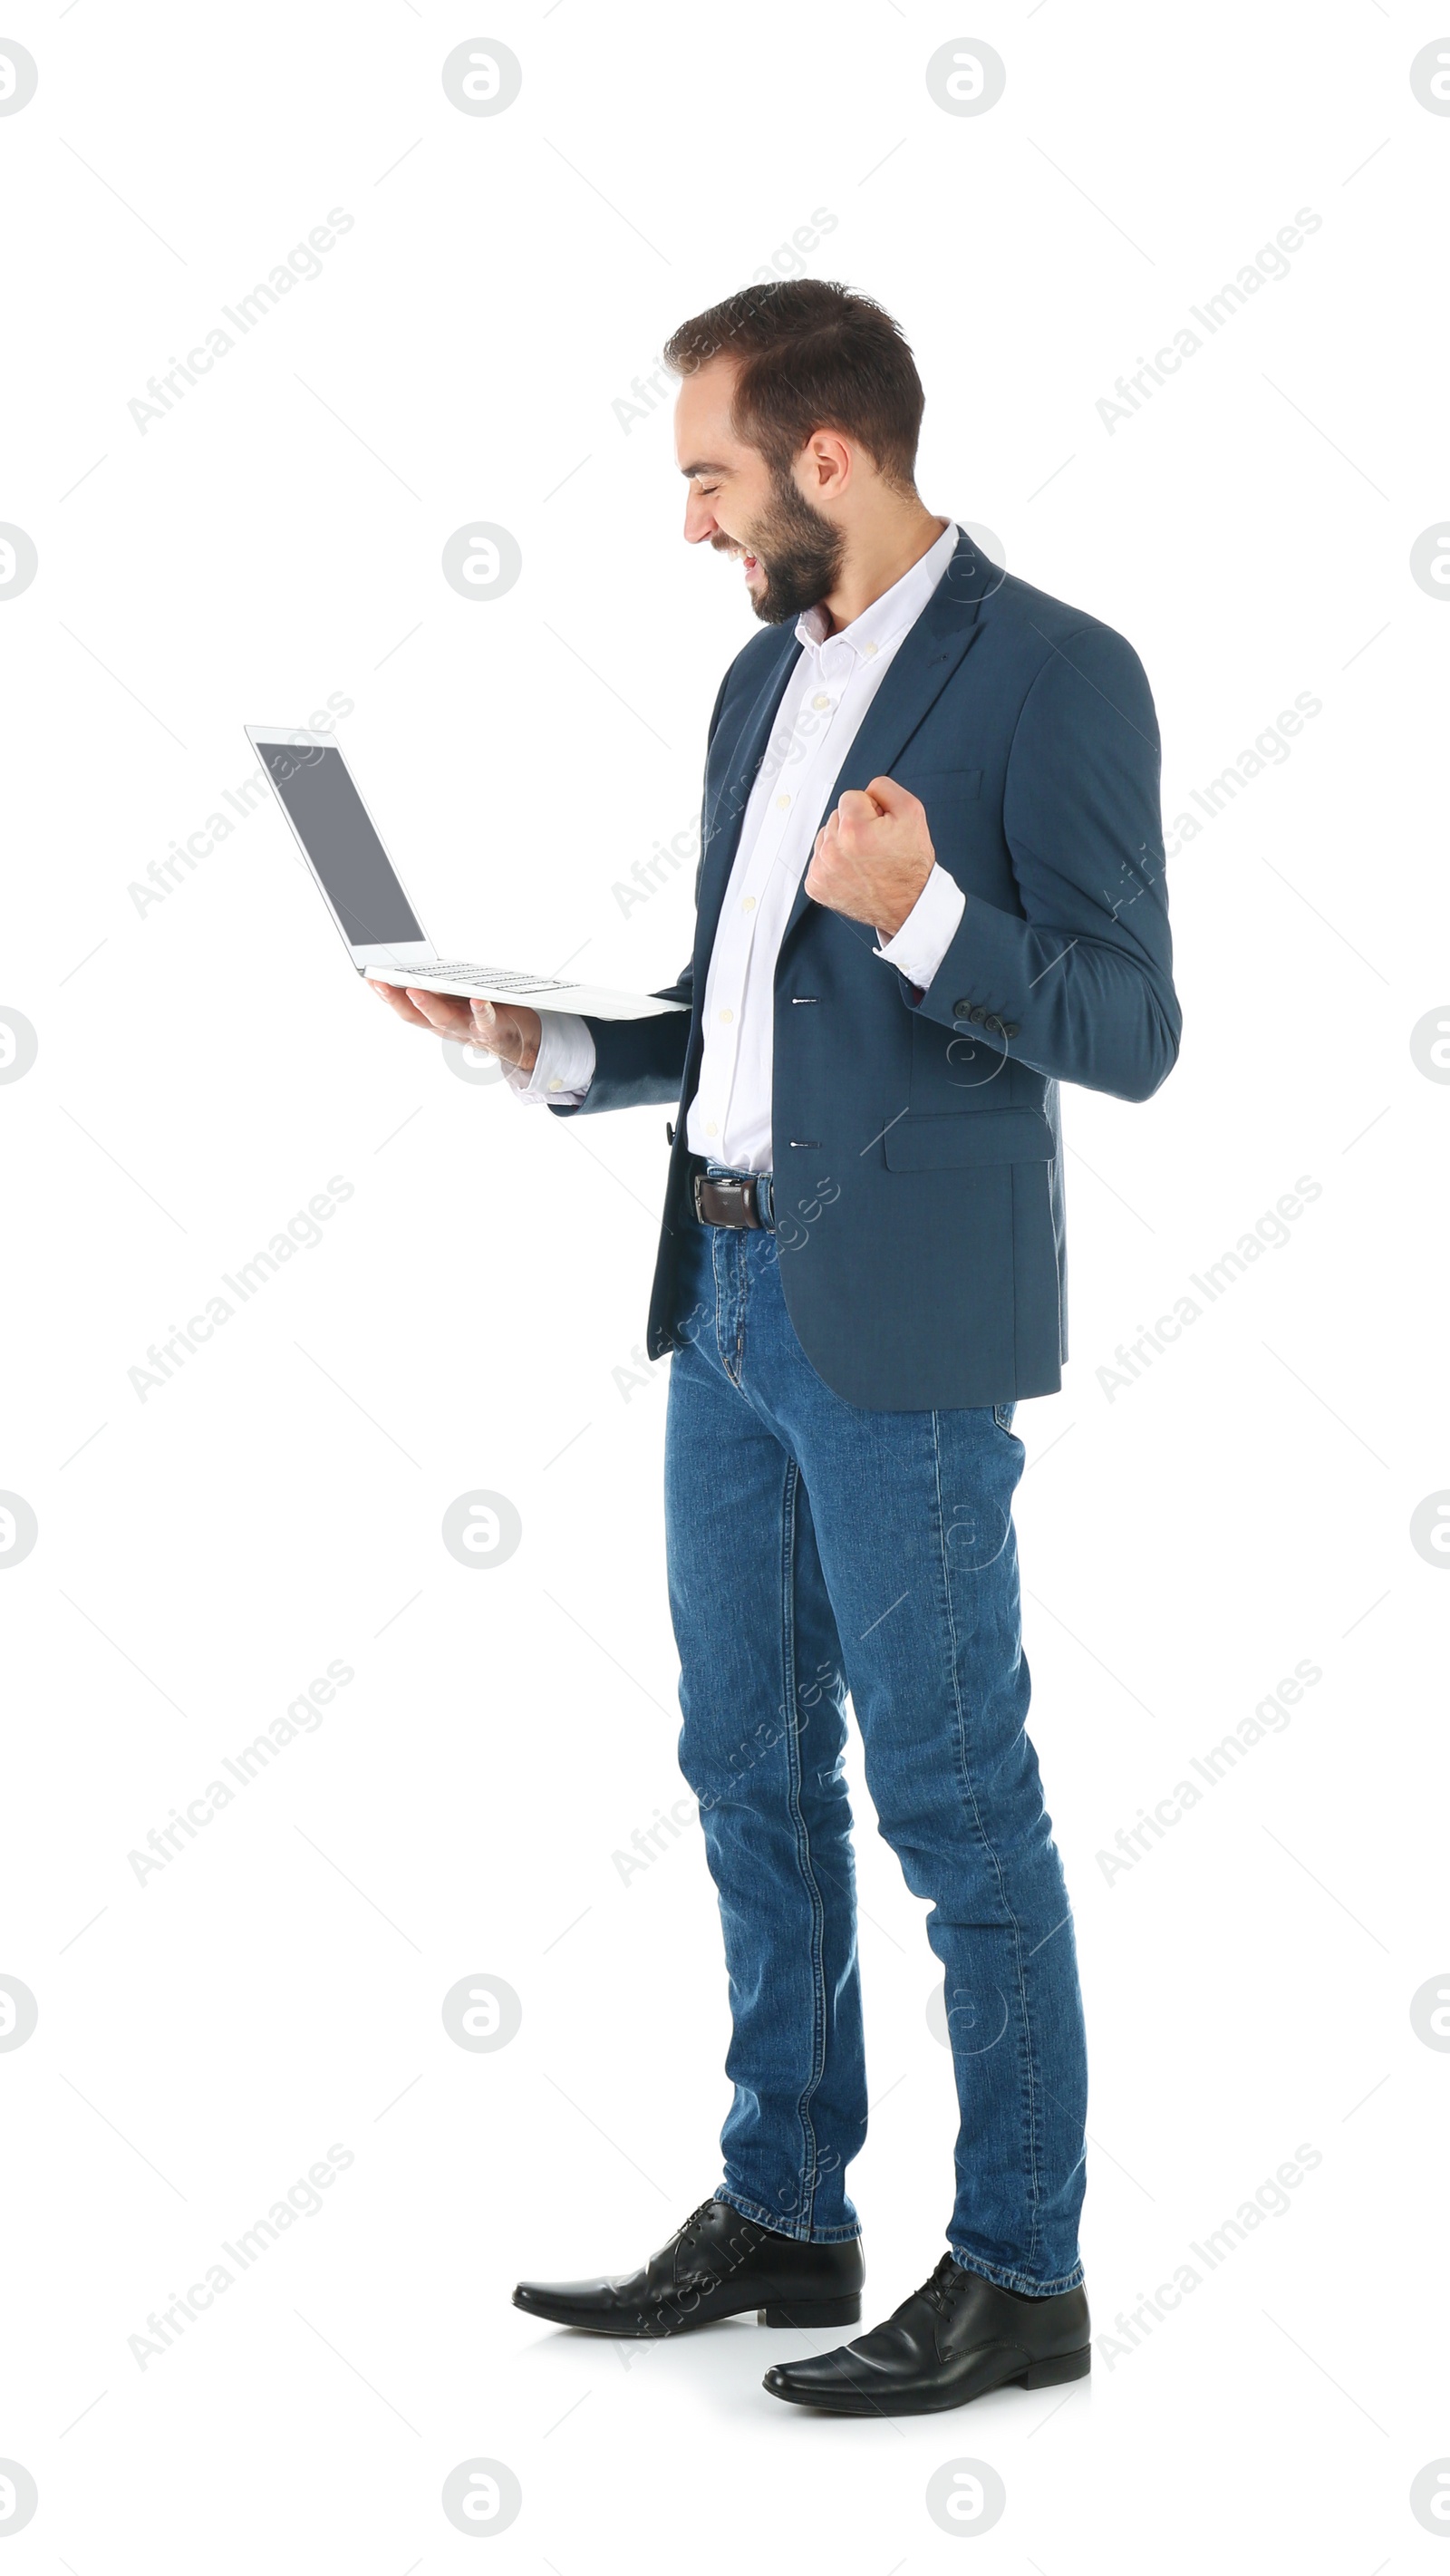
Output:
[2, 2, 1446, 2566]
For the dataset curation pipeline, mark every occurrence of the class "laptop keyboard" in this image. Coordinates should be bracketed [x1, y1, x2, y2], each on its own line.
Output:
[397, 963, 582, 993]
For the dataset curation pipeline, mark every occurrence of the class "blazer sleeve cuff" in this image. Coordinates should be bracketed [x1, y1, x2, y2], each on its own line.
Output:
[906, 887, 1036, 1041]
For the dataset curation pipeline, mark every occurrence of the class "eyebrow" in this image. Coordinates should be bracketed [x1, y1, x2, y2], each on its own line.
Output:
[679, 460, 732, 479]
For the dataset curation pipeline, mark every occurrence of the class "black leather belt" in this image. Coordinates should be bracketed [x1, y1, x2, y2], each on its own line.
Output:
[692, 1170, 775, 1231]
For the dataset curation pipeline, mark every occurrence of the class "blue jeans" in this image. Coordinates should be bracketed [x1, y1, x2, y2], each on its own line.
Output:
[663, 1184, 1087, 2294]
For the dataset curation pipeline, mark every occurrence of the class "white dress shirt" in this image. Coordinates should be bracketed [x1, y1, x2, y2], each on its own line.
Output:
[508, 518, 967, 1170]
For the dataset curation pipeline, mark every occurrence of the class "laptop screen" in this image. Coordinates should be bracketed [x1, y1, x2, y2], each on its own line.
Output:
[256, 741, 424, 946]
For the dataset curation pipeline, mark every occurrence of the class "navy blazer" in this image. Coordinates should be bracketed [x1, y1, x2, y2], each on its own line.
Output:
[552, 528, 1181, 1409]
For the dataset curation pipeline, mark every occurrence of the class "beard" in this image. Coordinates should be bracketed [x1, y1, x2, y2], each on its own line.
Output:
[714, 474, 846, 625]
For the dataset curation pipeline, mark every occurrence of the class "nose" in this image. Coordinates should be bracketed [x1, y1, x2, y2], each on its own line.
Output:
[682, 492, 719, 546]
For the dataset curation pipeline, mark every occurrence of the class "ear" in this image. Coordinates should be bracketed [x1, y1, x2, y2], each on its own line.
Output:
[799, 426, 853, 498]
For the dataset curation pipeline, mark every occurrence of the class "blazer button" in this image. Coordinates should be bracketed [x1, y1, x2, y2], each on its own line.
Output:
[968, 1005, 986, 1025]
[952, 999, 972, 1019]
[665, 1121, 675, 1145]
[1003, 1022, 1020, 1039]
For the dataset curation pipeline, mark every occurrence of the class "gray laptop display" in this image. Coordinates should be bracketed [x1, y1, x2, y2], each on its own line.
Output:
[246, 725, 686, 1021]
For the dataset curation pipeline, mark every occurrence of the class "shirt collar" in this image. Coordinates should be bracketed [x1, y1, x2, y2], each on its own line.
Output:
[795, 519, 959, 676]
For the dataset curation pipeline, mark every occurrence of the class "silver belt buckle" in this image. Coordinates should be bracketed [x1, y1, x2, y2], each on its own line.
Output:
[691, 1169, 771, 1228]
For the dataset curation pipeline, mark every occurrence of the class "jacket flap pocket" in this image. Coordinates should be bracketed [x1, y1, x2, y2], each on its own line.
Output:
[907, 765, 982, 795]
[904, 766, 983, 818]
[883, 1108, 1055, 1168]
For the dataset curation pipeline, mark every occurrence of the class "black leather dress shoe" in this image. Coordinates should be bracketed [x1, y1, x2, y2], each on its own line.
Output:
[763, 2252, 1089, 2415]
[513, 2196, 864, 2339]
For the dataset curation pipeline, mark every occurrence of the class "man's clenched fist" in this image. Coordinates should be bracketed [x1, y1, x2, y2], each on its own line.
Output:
[804, 774, 935, 942]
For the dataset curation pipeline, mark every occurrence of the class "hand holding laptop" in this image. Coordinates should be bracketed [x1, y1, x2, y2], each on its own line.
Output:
[370, 980, 541, 1071]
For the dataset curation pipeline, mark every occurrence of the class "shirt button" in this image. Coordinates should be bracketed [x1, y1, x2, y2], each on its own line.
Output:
[862, 641, 879, 658]
[718, 1006, 734, 1024]
[706, 1120, 719, 1137]
[775, 793, 791, 811]
[741, 894, 756, 912]
[812, 692, 831, 711]
[547, 1077, 562, 1090]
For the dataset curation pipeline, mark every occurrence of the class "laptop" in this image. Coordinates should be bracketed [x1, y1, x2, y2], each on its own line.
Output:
[245, 725, 687, 1021]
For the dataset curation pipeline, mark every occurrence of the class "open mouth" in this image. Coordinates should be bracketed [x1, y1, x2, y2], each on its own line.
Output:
[742, 551, 761, 579]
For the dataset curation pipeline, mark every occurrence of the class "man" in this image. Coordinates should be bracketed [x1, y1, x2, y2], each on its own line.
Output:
[373, 280, 1180, 2415]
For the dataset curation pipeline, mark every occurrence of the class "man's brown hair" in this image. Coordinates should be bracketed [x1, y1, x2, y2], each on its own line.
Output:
[662, 280, 925, 497]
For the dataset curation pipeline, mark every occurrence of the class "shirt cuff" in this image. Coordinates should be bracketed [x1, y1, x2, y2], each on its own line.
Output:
[874, 863, 967, 993]
[504, 1010, 597, 1106]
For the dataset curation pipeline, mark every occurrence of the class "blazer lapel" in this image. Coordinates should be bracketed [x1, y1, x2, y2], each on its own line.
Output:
[775, 528, 996, 961]
[695, 628, 802, 974]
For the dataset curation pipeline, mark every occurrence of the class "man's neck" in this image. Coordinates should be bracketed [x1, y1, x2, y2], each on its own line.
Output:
[817, 509, 952, 634]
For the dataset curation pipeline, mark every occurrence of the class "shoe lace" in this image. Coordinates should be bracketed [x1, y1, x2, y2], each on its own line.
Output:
[919, 2254, 965, 2319]
[674, 2198, 720, 2253]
